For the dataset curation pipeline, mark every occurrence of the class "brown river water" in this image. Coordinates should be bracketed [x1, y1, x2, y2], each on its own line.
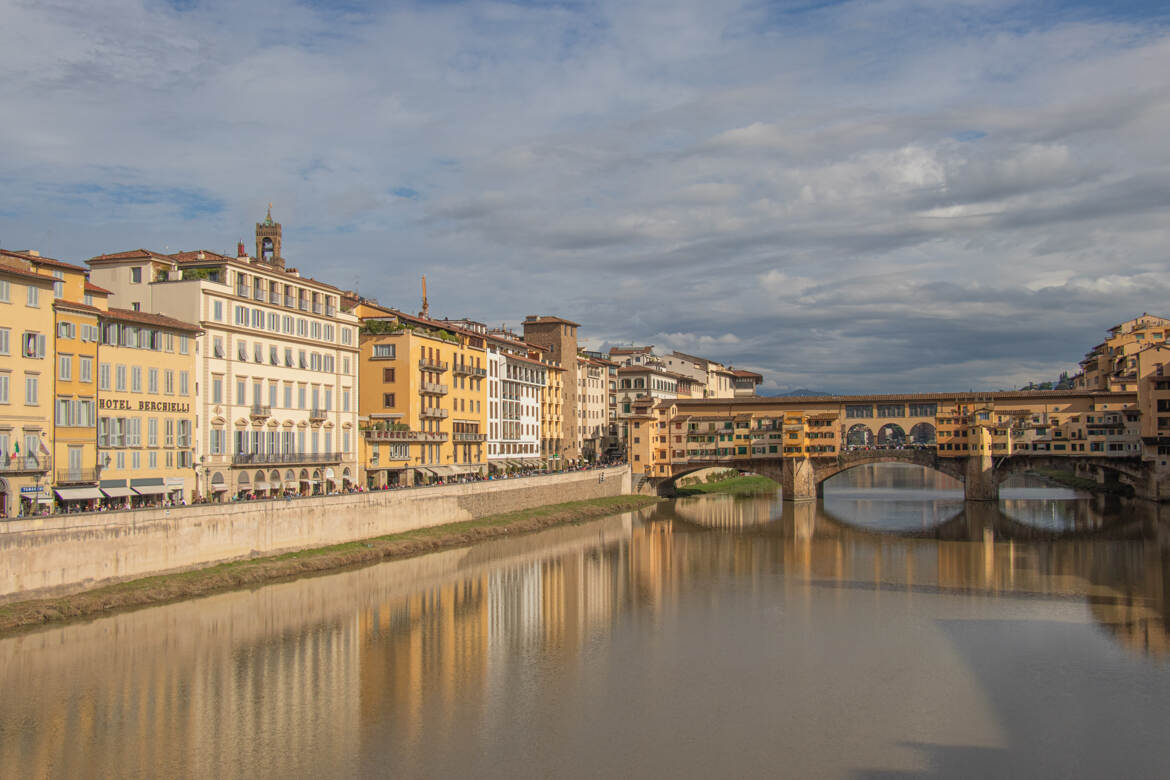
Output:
[2, 464, 1169, 779]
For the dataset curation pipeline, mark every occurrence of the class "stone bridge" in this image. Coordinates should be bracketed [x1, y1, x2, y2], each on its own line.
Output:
[652, 448, 1159, 502]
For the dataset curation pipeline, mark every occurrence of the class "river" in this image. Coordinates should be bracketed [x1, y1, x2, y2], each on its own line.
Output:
[2, 464, 1169, 778]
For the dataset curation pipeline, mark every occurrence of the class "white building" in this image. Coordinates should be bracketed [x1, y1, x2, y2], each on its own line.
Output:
[484, 329, 546, 471]
[86, 213, 360, 499]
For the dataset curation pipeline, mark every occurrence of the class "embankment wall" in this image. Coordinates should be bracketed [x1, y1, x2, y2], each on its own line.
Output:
[0, 466, 631, 601]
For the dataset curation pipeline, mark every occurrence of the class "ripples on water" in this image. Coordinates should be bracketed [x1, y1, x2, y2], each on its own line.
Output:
[2, 464, 1170, 779]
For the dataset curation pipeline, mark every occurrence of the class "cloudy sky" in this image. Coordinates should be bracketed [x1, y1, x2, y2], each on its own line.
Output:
[2, 0, 1168, 393]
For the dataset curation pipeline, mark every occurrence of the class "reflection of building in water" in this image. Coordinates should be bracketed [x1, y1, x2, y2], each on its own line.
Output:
[0, 595, 362, 779]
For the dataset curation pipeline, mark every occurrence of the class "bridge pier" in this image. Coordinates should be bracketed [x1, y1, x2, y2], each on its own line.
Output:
[964, 428, 999, 501]
[782, 458, 817, 502]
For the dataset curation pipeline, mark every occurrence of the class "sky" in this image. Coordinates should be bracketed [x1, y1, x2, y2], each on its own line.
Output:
[2, 0, 1168, 394]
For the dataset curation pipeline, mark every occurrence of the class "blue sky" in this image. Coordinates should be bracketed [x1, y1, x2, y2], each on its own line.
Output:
[1, 0, 1168, 393]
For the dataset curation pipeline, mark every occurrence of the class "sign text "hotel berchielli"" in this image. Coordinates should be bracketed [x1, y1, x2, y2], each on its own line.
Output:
[98, 398, 192, 413]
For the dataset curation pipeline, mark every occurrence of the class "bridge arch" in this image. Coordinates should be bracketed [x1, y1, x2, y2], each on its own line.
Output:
[814, 450, 967, 488]
[876, 423, 906, 447]
[909, 422, 936, 445]
[846, 424, 874, 447]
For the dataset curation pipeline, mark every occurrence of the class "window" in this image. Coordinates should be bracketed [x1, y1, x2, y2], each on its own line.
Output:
[131, 366, 142, 393]
[213, 300, 223, 321]
[254, 343, 263, 363]
[164, 370, 174, 394]
[27, 285, 39, 307]
[342, 388, 350, 412]
[130, 267, 142, 283]
[58, 354, 72, 381]
[373, 344, 395, 359]
[146, 367, 157, 394]
[285, 348, 293, 367]
[270, 345, 278, 365]
[298, 385, 306, 409]
[0, 280, 8, 302]
[116, 364, 127, 392]
[165, 418, 175, 447]
[79, 356, 92, 384]
[180, 371, 189, 395]
[148, 417, 158, 447]
[25, 374, 38, 405]
[238, 340, 248, 361]
[21, 332, 47, 358]
[212, 375, 223, 404]
[283, 383, 292, 408]
[0, 373, 8, 404]
[383, 392, 395, 407]
[237, 379, 246, 405]
[0, 327, 7, 356]
[57, 321, 75, 339]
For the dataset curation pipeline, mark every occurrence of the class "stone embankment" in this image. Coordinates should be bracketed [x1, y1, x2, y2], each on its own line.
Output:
[0, 466, 632, 603]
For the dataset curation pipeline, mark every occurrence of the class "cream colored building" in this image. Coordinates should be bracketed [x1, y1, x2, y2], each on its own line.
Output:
[87, 213, 360, 500]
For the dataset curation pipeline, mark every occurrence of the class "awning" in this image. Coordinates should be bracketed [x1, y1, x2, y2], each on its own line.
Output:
[165, 477, 185, 488]
[417, 467, 438, 478]
[324, 467, 336, 480]
[430, 466, 454, 477]
[101, 486, 134, 498]
[55, 487, 103, 501]
[211, 484, 228, 492]
[132, 484, 168, 496]
[253, 480, 269, 490]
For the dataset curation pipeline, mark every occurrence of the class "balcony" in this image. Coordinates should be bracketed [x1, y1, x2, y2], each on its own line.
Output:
[420, 381, 449, 396]
[420, 407, 449, 419]
[250, 404, 272, 419]
[284, 294, 295, 308]
[452, 363, 487, 377]
[453, 432, 486, 442]
[55, 468, 99, 484]
[419, 358, 449, 372]
[326, 305, 336, 317]
[0, 456, 49, 474]
[313, 303, 323, 315]
[269, 290, 280, 305]
[364, 429, 448, 443]
[309, 408, 328, 422]
[236, 284, 249, 298]
[231, 451, 344, 466]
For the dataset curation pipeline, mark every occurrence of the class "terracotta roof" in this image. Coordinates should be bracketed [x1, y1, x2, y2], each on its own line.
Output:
[0, 249, 88, 272]
[53, 299, 102, 314]
[523, 315, 581, 327]
[102, 307, 202, 333]
[84, 280, 112, 295]
[671, 389, 1133, 407]
[169, 249, 235, 263]
[730, 370, 763, 380]
[610, 346, 654, 355]
[88, 248, 174, 263]
[0, 258, 56, 284]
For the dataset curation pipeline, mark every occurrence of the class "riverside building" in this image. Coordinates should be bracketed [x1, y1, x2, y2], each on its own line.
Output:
[482, 326, 547, 472]
[95, 308, 201, 506]
[0, 255, 58, 516]
[87, 211, 361, 500]
[522, 316, 581, 464]
[352, 300, 487, 487]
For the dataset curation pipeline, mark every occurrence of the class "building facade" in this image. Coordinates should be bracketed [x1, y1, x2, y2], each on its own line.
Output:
[87, 214, 361, 500]
[354, 302, 487, 486]
[522, 316, 581, 463]
[95, 308, 201, 506]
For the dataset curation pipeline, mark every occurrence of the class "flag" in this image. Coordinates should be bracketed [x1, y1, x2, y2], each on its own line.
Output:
[39, 440, 50, 457]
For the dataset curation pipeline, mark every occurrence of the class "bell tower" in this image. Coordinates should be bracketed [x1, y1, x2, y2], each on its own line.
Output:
[255, 203, 284, 268]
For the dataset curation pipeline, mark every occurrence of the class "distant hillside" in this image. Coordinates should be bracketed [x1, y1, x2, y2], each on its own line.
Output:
[1020, 372, 1075, 391]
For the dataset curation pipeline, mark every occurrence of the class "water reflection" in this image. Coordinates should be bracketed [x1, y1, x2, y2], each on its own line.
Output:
[2, 469, 1170, 778]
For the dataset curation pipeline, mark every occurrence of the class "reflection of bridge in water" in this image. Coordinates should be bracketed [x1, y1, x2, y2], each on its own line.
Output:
[650, 494, 1170, 657]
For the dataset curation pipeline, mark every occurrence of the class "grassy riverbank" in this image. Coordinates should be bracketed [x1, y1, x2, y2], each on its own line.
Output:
[0, 494, 660, 635]
[675, 475, 780, 497]
[1029, 468, 1133, 496]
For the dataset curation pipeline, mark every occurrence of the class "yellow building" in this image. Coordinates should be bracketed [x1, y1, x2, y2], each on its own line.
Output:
[541, 361, 565, 466]
[0, 258, 56, 516]
[1076, 313, 1170, 392]
[353, 300, 488, 486]
[95, 308, 201, 506]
